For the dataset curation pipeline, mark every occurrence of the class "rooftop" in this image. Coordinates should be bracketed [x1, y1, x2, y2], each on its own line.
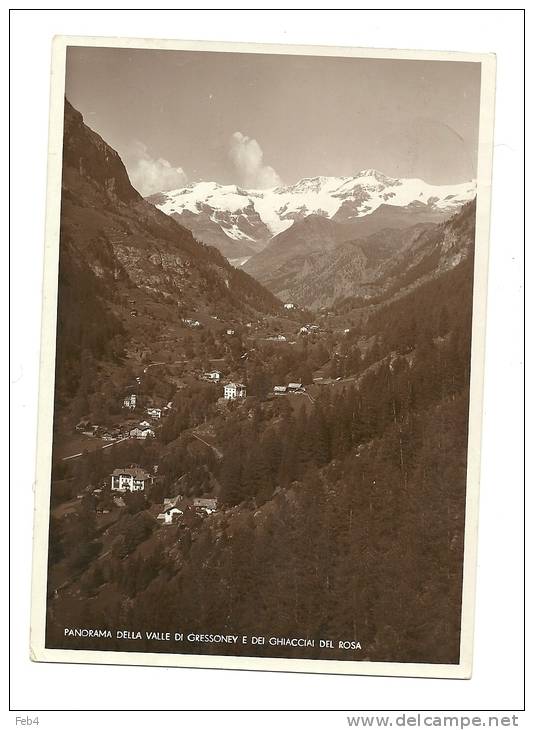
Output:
[112, 467, 151, 479]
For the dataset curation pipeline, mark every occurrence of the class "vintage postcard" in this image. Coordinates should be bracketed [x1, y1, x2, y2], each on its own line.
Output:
[30, 36, 495, 678]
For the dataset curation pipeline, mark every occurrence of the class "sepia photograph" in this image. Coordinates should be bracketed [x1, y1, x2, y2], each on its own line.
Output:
[30, 36, 496, 678]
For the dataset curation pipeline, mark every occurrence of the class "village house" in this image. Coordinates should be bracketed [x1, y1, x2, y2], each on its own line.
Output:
[163, 495, 183, 509]
[156, 495, 185, 524]
[273, 385, 288, 395]
[226, 328, 235, 336]
[288, 382, 305, 393]
[123, 393, 137, 410]
[299, 324, 320, 335]
[129, 425, 155, 439]
[111, 467, 152, 493]
[224, 382, 247, 400]
[146, 407, 162, 419]
[157, 506, 183, 525]
[183, 318, 201, 328]
[203, 370, 222, 382]
[193, 497, 218, 514]
[75, 420, 98, 436]
[284, 303, 295, 310]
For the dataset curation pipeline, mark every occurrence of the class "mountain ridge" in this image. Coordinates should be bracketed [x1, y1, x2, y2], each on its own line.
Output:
[147, 171, 476, 258]
[60, 99, 281, 316]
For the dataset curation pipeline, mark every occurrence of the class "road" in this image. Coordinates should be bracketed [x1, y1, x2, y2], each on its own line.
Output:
[61, 437, 129, 461]
[191, 432, 223, 460]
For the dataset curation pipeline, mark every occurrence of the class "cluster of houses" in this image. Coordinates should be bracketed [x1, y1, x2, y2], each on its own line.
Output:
[105, 467, 219, 529]
[199, 370, 247, 400]
[82, 420, 157, 442]
[123, 394, 164, 419]
[157, 495, 218, 525]
[273, 382, 306, 395]
[200, 370, 247, 400]
[76, 396, 164, 443]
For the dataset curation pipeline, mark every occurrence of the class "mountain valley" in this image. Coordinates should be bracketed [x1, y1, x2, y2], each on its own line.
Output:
[46, 100, 477, 666]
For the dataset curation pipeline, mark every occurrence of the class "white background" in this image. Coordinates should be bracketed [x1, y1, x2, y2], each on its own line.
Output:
[7, 6, 526, 726]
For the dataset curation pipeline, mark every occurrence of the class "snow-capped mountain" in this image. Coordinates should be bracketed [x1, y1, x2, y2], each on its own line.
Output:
[147, 170, 476, 259]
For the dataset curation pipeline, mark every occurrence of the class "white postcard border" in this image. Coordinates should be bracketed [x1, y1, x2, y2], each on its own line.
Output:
[29, 34, 497, 680]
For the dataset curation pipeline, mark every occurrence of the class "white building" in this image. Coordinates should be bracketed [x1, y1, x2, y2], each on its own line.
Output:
[284, 303, 295, 310]
[111, 467, 152, 492]
[288, 382, 304, 392]
[226, 328, 235, 336]
[273, 385, 288, 395]
[123, 393, 137, 409]
[157, 501, 184, 524]
[224, 382, 246, 400]
[160, 507, 182, 524]
[146, 407, 162, 419]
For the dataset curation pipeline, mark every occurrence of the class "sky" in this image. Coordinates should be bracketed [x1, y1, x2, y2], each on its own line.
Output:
[65, 46, 482, 196]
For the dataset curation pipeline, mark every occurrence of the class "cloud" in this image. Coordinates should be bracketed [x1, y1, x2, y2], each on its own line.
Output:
[126, 141, 187, 196]
[228, 131, 282, 189]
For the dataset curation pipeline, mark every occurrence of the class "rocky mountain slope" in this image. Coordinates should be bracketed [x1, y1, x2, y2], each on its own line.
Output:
[148, 170, 476, 258]
[59, 100, 282, 317]
[244, 199, 476, 310]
